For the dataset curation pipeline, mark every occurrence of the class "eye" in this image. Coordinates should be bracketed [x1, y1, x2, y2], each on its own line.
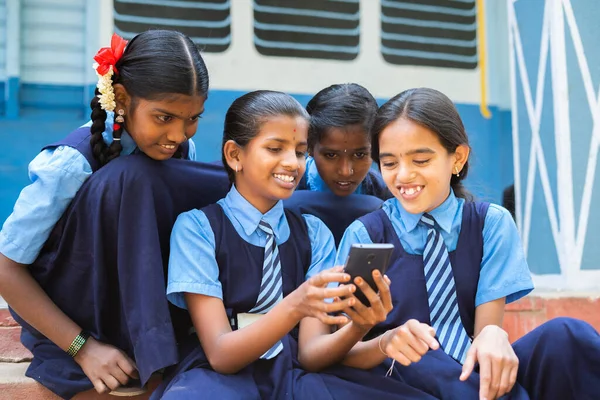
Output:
[354, 152, 368, 159]
[414, 159, 430, 165]
[157, 115, 173, 123]
[381, 161, 397, 169]
[267, 147, 282, 153]
[324, 152, 337, 159]
[296, 151, 307, 158]
[190, 115, 201, 122]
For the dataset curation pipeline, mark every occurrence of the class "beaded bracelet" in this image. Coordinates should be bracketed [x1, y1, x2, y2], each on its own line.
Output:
[66, 331, 90, 358]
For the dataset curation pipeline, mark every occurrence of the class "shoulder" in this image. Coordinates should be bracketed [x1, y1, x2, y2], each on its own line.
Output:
[172, 209, 215, 244]
[345, 218, 369, 236]
[175, 208, 212, 231]
[301, 213, 329, 233]
[30, 146, 92, 180]
[483, 203, 514, 229]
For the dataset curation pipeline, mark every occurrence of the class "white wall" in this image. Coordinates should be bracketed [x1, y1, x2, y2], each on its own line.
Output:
[201, 0, 484, 105]
[0, 0, 7, 80]
[20, 0, 86, 85]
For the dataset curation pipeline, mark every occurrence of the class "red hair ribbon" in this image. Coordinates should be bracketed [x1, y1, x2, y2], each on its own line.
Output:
[94, 33, 128, 76]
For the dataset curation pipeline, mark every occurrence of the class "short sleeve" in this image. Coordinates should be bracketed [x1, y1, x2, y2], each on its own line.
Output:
[475, 204, 534, 306]
[303, 214, 336, 280]
[0, 147, 92, 264]
[167, 210, 222, 309]
[334, 220, 374, 266]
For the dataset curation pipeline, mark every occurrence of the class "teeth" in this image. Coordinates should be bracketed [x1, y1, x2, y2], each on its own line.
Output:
[400, 186, 423, 195]
[337, 182, 351, 186]
[161, 144, 176, 150]
[274, 174, 295, 183]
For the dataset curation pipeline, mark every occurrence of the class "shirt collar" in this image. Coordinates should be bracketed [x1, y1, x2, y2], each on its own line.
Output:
[101, 111, 137, 155]
[306, 156, 332, 193]
[224, 185, 285, 238]
[394, 189, 459, 234]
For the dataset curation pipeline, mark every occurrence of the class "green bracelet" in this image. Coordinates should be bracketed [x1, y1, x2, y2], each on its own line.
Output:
[66, 331, 90, 358]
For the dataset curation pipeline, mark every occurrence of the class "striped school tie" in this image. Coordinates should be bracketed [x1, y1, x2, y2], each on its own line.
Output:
[421, 213, 471, 363]
[249, 220, 284, 359]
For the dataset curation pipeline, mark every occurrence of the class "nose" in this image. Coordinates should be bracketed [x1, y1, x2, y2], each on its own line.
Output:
[395, 162, 414, 184]
[166, 123, 188, 144]
[338, 158, 353, 177]
[281, 149, 299, 170]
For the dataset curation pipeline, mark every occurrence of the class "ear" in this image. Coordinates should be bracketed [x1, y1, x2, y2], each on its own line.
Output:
[112, 83, 131, 113]
[223, 140, 243, 172]
[453, 144, 470, 174]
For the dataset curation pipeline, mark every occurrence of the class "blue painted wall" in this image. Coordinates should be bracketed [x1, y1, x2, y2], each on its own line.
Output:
[0, 85, 511, 226]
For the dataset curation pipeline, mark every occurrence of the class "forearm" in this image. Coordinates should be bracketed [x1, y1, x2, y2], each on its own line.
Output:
[206, 296, 302, 374]
[474, 297, 506, 337]
[0, 254, 81, 351]
[341, 334, 389, 369]
[299, 321, 369, 371]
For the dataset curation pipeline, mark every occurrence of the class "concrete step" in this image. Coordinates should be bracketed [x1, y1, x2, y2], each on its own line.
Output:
[0, 294, 598, 398]
[0, 363, 161, 400]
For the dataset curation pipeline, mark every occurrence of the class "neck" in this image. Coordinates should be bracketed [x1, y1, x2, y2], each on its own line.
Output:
[234, 183, 279, 215]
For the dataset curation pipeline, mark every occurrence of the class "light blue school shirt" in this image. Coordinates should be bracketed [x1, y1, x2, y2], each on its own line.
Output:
[336, 191, 534, 307]
[167, 185, 336, 309]
[0, 111, 197, 264]
[305, 156, 365, 195]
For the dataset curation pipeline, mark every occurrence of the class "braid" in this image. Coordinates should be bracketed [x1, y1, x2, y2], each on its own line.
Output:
[90, 87, 110, 166]
[90, 74, 124, 167]
[106, 123, 123, 164]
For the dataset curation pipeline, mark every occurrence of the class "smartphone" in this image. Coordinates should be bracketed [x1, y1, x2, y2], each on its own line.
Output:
[344, 243, 394, 306]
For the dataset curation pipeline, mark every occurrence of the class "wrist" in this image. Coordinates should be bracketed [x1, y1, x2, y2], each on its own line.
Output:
[348, 320, 372, 337]
[280, 293, 304, 322]
[378, 330, 393, 357]
[482, 324, 508, 337]
[67, 330, 91, 358]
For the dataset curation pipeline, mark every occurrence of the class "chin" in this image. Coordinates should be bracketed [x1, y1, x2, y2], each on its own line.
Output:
[267, 187, 294, 201]
[397, 199, 426, 215]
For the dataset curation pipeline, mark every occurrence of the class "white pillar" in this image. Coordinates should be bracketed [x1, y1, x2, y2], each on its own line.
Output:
[5, 0, 20, 118]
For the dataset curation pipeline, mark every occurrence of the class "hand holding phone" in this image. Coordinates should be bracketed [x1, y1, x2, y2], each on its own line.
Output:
[343, 244, 394, 306]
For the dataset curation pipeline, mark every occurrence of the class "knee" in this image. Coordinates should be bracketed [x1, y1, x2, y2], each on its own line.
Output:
[541, 317, 591, 334]
[536, 317, 596, 347]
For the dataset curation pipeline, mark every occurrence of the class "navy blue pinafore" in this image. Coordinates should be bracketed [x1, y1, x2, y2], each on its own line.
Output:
[153, 204, 312, 400]
[42, 126, 190, 172]
[358, 203, 600, 400]
[10, 152, 229, 399]
[284, 191, 383, 246]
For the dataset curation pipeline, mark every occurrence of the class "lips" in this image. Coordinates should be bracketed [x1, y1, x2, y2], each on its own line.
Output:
[157, 143, 178, 155]
[397, 185, 424, 200]
[273, 173, 295, 183]
[333, 181, 356, 192]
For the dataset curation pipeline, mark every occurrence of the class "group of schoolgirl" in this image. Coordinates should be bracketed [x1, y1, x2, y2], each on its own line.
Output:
[0, 30, 598, 400]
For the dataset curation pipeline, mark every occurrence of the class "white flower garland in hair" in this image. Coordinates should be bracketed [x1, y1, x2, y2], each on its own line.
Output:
[93, 62, 116, 112]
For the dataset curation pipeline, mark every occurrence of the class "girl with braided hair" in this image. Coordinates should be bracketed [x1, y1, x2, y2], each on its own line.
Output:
[0, 29, 211, 398]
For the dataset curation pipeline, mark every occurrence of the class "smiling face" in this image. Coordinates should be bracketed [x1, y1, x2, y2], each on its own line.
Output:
[311, 124, 372, 196]
[115, 83, 206, 160]
[228, 115, 309, 213]
[378, 118, 469, 214]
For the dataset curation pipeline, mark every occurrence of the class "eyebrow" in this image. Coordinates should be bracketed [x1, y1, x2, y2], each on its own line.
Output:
[379, 148, 435, 158]
[405, 148, 436, 156]
[319, 146, 370, 152]
[152, 108, 205, 118]
[266, 137, 308, 147]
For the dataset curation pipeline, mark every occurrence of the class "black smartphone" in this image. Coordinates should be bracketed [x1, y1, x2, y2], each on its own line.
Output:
[343, 243, 394, 306]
